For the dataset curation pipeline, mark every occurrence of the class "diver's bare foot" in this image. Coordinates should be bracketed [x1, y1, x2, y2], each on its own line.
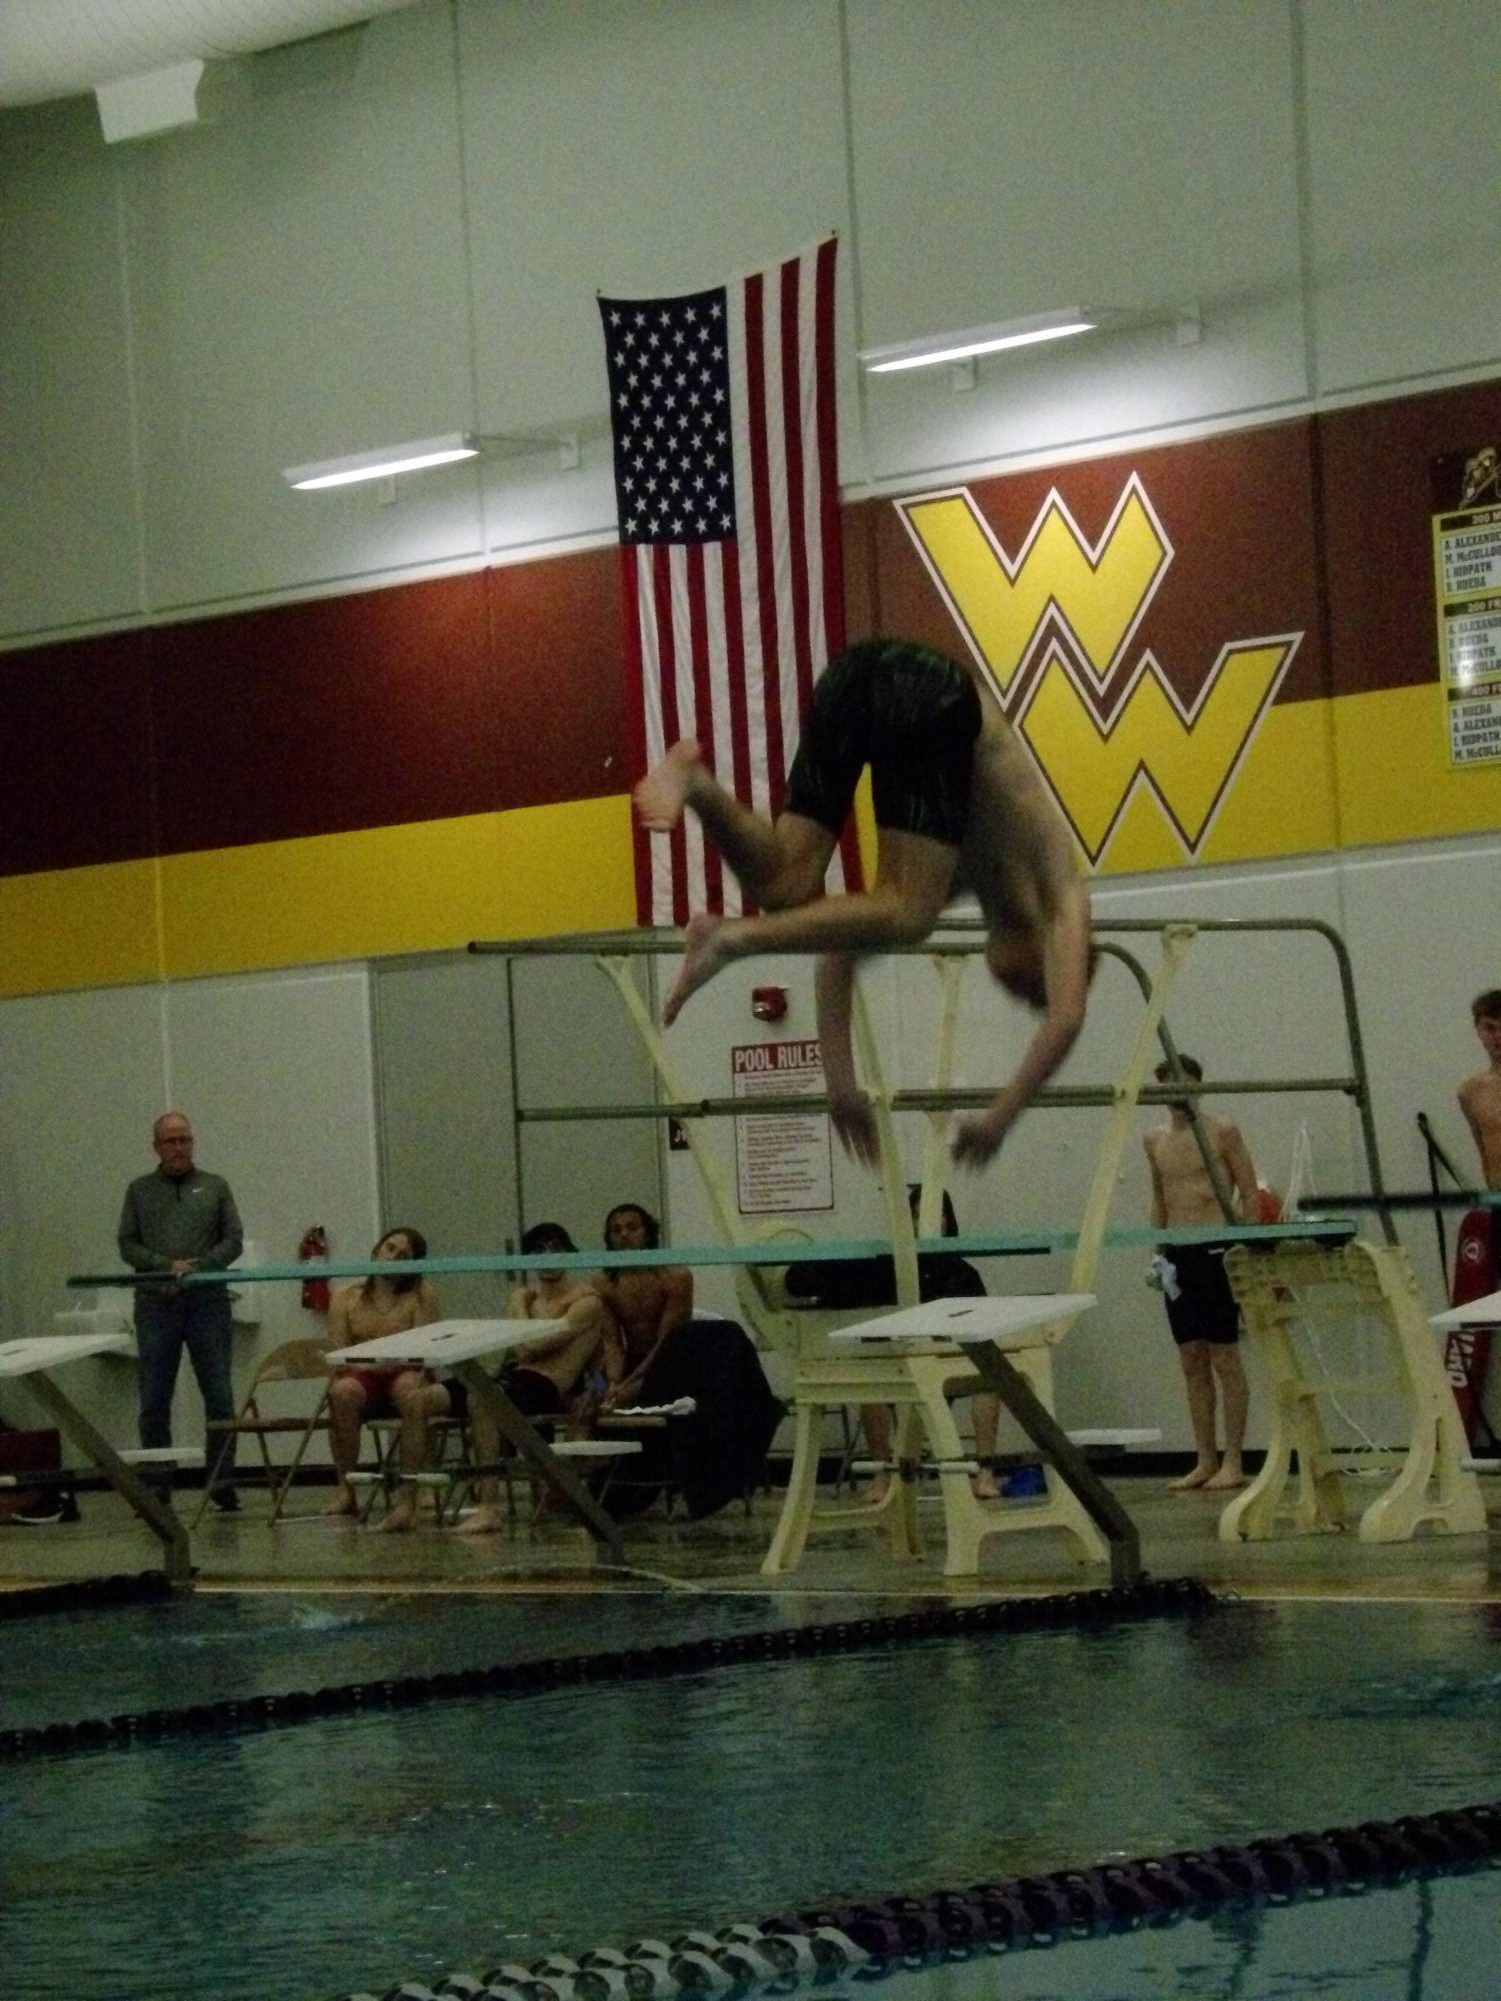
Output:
[861, 1472, 891, 1507]
[1170, 1462, 1219, 1492]
[663, 912, 731, 1025]
[373, 1503, 417, 1533]
[455, 1506, 505, 1536]
[325, 1488, 358, 1518]
[635, 739, 703, 831]
[1204, 1462, 1246, 1491]
[971, 1468, 1001, 1501]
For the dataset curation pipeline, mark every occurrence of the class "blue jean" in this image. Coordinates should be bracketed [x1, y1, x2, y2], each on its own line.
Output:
[135, 1287, 237, 1486]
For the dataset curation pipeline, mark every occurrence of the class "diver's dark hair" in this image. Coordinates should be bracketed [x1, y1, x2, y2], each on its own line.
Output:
[1153, 1053, 1204, 1084]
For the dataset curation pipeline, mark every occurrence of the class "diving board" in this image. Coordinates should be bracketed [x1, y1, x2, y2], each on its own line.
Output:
[822, 1292, 1137, 1588]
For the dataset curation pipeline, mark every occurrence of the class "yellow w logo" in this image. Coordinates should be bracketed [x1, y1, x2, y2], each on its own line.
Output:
[893, 480, 1302, 863]
[1018, 639, 1299, 861]
[898, 477, 1170, 693]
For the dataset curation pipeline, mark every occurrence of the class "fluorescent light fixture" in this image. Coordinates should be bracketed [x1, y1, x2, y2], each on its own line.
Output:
[860, 308, 1099, 374]
[282, 432, 479, 491]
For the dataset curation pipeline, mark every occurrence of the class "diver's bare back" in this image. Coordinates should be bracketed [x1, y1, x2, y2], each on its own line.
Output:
[958, 707, 1081, 945]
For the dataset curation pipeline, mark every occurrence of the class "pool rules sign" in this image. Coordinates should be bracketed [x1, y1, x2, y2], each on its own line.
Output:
[1432, 446, 1501, 766]
[731, 1039, 834, 1215]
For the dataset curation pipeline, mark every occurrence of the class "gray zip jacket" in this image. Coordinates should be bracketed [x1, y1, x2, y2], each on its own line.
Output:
[117, 1167, 244, 1275]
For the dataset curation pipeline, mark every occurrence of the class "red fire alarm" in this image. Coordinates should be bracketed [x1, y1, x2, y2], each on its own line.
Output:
[751, 984, 788, 1023]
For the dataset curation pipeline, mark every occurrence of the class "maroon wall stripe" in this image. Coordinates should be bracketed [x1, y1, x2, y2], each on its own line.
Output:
[0, 548, 624, 880]
[0, 630, 156, 875]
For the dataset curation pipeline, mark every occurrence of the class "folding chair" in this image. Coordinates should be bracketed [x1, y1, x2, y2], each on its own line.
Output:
[192, 1338, 332, 1528]
[353, 1403, 473, 1522]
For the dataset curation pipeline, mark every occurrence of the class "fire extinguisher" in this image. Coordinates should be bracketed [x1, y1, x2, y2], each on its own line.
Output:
[298, 1225, 331, 1312]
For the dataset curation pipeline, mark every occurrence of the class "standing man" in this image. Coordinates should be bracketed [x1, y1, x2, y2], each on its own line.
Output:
[1143, 1056, 1260, 1493]
[118, 1112, 244, 1509]
[1457, 988, 1501, 1190]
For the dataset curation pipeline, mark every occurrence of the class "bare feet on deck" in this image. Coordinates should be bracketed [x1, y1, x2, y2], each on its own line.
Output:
[971, 1467, 1001, 1501]
[373, 1501, 417, 1533]
[1204, 1461, 1246, 1491]
[860, 1472, 891, 1507]
[454, 1505, 505, 1536]
[1170, 1462, 1220, 1492]
[634, 739, 703, 831]
[663, 911, 732, 1025]
[325, 1488, 359, 1518]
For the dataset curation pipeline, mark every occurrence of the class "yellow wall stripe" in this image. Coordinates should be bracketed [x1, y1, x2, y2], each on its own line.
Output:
[1332, 684, 1501, 848]
[0, 797, 636, 999]
[0, 859, 164, 996]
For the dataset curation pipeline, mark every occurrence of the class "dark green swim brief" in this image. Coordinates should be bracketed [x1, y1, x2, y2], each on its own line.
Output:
[784, 638, 982, 847]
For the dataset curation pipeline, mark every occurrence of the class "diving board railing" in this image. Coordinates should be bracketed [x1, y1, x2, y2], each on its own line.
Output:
[474, 913, 1396, 1246]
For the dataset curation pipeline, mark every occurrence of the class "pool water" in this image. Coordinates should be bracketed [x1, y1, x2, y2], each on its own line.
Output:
[1, 1594, 1498, 2000]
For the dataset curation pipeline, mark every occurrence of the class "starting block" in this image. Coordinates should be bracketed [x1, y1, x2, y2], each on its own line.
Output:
[1219, 1240, 1485, 1544]
[766, 1292, 1131, 1581]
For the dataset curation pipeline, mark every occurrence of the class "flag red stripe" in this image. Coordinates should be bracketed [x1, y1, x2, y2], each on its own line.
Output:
[720, 539, 753, 809]
[814, 237, 844, 658]
[685, 545, 724, 911]
[741, 271, 786, 810]
[651, 545, 688, 925]
[780, 254, 815, 725]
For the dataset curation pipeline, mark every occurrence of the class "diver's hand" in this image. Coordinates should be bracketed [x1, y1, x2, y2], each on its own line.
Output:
[950, 1108, 1012, 1170]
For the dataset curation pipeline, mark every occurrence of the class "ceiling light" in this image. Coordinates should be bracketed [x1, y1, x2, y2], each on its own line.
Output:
[860, 309, 1099, 374]
[282, 432, 479, 491]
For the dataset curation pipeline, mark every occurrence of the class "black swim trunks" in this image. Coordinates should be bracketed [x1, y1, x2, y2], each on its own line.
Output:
[1161, 1243, 1242, 1347]
[784, 639, 982, 847]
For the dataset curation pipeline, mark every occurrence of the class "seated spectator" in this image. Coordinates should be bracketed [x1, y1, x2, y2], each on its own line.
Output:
[785, 1186, 997, 1499]
[594, 1202, 693, 1408]
[600, 1307, 782, 1522]
[453, 1221, 620, 1536]
[324, 1226, 444, 1532]
[587, 1202, 781, 1521]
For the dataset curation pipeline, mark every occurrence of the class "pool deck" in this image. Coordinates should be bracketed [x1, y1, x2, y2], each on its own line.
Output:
[2, 1473, 1498, 1604]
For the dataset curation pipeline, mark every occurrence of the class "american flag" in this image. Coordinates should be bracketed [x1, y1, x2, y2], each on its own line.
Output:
[600, 236, 861, 926]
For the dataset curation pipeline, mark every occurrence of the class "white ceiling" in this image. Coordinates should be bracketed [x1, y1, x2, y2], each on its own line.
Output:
[0, 0, 426, 109]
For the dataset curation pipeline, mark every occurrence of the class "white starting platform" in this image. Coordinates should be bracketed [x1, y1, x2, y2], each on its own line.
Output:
[827, 1295, 1097, 1350]
[0, 1333, 191, 1583]
[1216, 1240, 1485, 1545]
[327, 1318, 638, 1557]
[771, 1291, 1138, 1586]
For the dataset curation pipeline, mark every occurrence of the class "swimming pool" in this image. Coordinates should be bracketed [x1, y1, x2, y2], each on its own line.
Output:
[2, 1592, 1498, 1999]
